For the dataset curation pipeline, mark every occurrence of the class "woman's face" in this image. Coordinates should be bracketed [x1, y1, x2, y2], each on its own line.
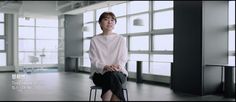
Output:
[99, 16, 116, 32]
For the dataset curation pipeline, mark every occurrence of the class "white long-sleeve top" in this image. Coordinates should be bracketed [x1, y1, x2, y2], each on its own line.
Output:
[89, 33, 128, 79]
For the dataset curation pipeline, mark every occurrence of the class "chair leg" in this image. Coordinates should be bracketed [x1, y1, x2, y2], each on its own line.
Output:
[94, 89, 97, 101]
[125, 89, 128, 101]
[89, 88, 92, 101]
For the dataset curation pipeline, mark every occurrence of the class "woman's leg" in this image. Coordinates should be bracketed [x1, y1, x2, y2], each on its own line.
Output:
[101, 90, 113, 101]
[110, 94, 121, 101]
[102, 71, 127, 101]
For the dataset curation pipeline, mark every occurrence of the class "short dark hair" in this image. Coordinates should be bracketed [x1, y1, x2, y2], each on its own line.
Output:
[98, 11, 117, 24]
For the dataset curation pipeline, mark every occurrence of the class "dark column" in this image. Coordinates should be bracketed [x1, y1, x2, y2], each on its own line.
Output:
[224, 66, 235, 98]
[136, 61, 143, 83]
[172, 1, 228, 95]
[64, 14, 83, 71]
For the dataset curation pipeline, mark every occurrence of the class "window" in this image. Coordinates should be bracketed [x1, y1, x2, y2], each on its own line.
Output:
[153, 1, 173, 10]
[18, 27, 34, 38]
[0, 39, 4, 50]
[96, 22, 102, 35]
[150, 55, 173, 76]
[36, 28, 58, 39]
[228, 1, 235, 66]
[128, 54, 149, 73]
[81, 1, 174, 79]
[0, 13, 4, 22]
[83, 11, 96, 68]
[83, 11, 94, 23]
[0, 13, 6, 66]
[19, 52, 34, 64]
[19, 17, 34, 26]
[83, 39, 90, 52]
[0, 23, 4, 36]
[129, 13, 149, 33]
[111, 3, 126, 17]
[128, 1, 149, 14]
[18, 40, 34, 51]
[229, 1, 235, 25]
[36, 52, 57, 64]
[229, 31, 235, 51]
[83, 52, 91, 67]
[36, 19, 58, 27]
[114, 17, 126, 34]
[0, 13, 4, 37]
[0, 53, 6, 66]
[18, 17, 58, 65]
[84, 23, 94, 38]
[36, 40, 58, 51]
[153, 10, 173, 29]
[153, 34, 173, 51]
[130, 36, 149, 51]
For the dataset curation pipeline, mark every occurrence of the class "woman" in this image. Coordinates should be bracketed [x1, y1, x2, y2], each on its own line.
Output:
[89, 11, 128, 101]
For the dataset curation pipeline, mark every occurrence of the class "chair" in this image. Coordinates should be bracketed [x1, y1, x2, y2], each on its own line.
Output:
[89, 83, 129, 101]
[27, 56, 39, 73]
[29, 56, 39, 64]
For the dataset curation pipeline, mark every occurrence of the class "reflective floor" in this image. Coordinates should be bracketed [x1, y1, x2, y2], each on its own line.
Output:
[0, 72, 235, 101]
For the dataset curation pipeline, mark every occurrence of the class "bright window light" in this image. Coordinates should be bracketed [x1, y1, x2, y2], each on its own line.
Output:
[130, 36, 149, 51]
[153, 34, 173, 51]
[129, 13, 149, 33]
[83, 11, 94, 23]
[0, 24, 4, 36]
[128, 1, 149, 14]
[114, 17, 126, 34]
[153, 1, 173, 11]
[0, 39, 4, 50]
[111, 3, 126, 17]
[128, 54, 149, 73]
[83, 23, 94, 38]
[153, 10, 173, 29]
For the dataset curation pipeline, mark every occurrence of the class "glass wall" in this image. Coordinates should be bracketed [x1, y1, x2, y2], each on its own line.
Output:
[228, 1, 235, 66]
[0, 13, 6, 66]
[18, 17, 58, 65]
[82, 1, 173, 77]
[81, 1, 234, 78]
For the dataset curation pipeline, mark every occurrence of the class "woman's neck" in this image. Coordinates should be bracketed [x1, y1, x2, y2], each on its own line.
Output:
[102, 31, 113, 36]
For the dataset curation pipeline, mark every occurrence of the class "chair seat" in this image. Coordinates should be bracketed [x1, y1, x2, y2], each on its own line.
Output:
[90, 86, 102, 89]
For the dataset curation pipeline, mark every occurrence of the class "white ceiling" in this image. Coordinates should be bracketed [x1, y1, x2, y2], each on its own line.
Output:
[0, 1, 60, 19]
[0, 1, 122, 19]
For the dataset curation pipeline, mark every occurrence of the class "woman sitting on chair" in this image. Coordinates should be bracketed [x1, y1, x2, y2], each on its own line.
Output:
[89, 11, 128, 101]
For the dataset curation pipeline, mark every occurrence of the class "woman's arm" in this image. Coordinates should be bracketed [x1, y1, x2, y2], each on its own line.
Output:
[117, 37, 128, 73]
[89, 39, 106, 74]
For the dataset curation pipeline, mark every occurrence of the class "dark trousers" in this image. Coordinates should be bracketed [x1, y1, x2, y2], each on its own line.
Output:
[92, 71, 127, 101]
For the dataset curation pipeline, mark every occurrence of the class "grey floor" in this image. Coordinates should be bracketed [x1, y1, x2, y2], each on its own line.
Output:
[0, 71, 235, 101]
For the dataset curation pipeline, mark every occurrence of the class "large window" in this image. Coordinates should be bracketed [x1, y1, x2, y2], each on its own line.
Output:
[82, 1, 174, 77]
[153, 10, 173, 29]
[128, 54, 149, 73]
[153, 34, 173, 51]
[83, 10, 95, 67]
[0, 13, 6, 66]
[18, 18, 58, 65]
[228, 1, 235, 66]
[130, 36, 149, 51]
[128, 13, 149, 33]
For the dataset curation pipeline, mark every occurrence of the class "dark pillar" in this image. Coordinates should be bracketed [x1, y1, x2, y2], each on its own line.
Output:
[136, 61, 143, 83]
[172, 1, 228, 95]
[224, 66, 235, 98]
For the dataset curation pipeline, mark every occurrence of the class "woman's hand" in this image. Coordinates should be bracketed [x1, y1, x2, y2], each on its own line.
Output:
[110, 64, 121, 71]
[103, 64, 121, 72]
